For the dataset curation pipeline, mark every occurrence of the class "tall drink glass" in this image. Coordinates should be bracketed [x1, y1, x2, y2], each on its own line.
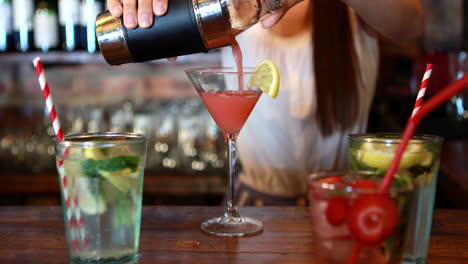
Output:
[54, 132, 147, 264]
[348, 133, 443, 264]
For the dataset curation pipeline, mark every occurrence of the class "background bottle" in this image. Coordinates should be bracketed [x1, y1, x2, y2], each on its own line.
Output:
[80, 0, 103, 53]
[58, 0, 81, 51]
[0, 0, 12, 52]
[34, 0, 59, 52]
[13, 0, 34, 52]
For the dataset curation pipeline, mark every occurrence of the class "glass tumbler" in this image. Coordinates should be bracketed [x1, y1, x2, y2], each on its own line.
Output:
[348, 133, 443, 264]
[54, 132, 147, 264]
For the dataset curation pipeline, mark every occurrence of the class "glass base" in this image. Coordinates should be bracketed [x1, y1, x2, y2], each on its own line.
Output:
[402, 258, 427, 264]
[70, 253, 138, 264]
[201, 216, 263, 237]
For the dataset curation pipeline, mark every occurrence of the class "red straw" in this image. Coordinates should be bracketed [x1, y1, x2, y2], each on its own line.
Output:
[381, 74, 468, 193]
[411, 64, 432, 118]
[33, 57, 87, 249]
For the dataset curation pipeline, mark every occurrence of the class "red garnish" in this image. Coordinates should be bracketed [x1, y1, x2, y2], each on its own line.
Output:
[346, 194, 398, 245]
[325, 196, 349, 226]
[318, 176, 344, 184]
[350, 179, 378, 190]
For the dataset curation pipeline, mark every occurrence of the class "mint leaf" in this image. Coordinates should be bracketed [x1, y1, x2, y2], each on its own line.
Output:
[81, 160, 100, 178]
[81, 156, 140, 177]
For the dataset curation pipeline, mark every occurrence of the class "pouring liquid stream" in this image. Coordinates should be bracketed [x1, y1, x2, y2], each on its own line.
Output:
[229, 33, 244, 92]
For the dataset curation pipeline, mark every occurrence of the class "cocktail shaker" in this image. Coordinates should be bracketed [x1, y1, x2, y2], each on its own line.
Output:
[95, 0, 284, 65]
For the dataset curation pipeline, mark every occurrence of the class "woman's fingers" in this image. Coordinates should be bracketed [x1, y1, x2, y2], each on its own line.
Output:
[107, 0, 123, 17]
[138, 0, 153, 28]
[123, 0, 138, 28]
[153, 0, 168, 16]
[107, 0, 176, 61]
[260, 9, 286, 29]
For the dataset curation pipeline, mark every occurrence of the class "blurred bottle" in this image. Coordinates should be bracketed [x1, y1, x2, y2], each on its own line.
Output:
[178, 99, 206, 174]
[33, 0, 59, 52]
[79, 0, 103, 53]
[58, 0, 80, 51]
[0, 0, 12, 52]
[12, 0, 34, 52]
[155, 101, 180, 173]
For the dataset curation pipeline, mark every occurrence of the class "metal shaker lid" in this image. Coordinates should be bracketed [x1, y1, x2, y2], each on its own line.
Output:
[95, 11, 133, 65]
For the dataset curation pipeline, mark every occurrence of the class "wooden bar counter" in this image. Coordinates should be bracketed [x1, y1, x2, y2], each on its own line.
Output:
[0, 206, 466, 263]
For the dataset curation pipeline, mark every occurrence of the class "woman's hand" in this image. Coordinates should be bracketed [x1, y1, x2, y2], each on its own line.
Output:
[107, 0, 177, 61]
[260, 0, 304, 29]
[107, 0, 168, 29]
[108, 0, 305, 30]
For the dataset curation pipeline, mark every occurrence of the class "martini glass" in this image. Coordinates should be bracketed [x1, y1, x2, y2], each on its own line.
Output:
[186, 67, 263, 236]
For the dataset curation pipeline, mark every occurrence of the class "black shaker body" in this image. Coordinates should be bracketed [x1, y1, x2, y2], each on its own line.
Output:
[124, 0, 208, 62]
[96, 0, 208, 64]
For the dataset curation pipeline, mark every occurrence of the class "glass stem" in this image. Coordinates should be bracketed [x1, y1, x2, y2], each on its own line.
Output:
[225, 134, 240, 218]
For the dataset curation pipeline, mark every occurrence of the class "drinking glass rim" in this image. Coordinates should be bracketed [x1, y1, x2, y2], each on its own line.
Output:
[185, 67, 256, 75]
[54, 132, 147, 148]
[348, 133, 443, 145]
[308, 170, 412, 194]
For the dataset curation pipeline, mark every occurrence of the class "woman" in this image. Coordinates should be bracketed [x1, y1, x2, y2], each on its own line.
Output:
[107, 0, 426, 205]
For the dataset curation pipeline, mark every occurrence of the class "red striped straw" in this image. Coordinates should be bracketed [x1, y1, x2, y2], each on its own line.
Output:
[411, 64, 432, 118]
[33, 57, 87, 249]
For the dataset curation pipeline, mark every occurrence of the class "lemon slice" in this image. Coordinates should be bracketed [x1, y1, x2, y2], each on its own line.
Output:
[99, 168, 137, 193]
[358, 142, 433, 169]
[84, 147, 109, 160]
[248, 59, 280, 98]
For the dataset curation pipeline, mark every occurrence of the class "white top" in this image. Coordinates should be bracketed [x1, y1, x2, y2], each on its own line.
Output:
[221, 10, 379, 197]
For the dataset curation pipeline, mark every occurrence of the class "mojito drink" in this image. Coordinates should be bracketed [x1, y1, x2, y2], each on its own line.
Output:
[348, 134, 443, 263]
[55, 133, 147, 264]
[308, 171, 414, 264]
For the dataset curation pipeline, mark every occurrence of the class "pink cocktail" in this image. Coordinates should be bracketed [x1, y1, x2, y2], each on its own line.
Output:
[200, 90, 260, 138]
[186, 67, 263, 236]
[308, 171, 413, 264]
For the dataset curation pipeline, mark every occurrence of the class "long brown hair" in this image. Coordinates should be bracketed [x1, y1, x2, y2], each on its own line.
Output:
[312, 0, 360, 137]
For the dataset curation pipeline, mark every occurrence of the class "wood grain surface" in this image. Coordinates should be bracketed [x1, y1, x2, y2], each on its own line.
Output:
[0, 206, 466, 263]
